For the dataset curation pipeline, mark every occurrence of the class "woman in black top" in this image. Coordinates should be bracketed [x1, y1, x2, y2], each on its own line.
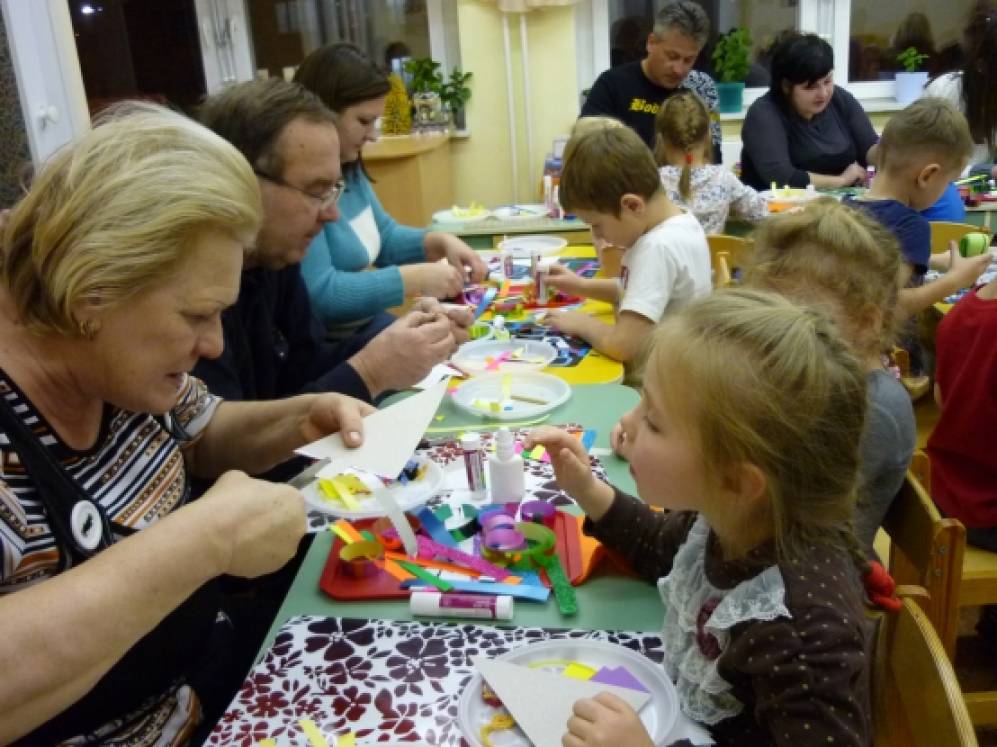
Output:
[741, 33, 879, 190]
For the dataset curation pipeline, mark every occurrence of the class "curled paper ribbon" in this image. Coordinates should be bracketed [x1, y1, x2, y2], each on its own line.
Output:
[481, 713, 517, 747]
[520, 499, 556, 528]
[483, 527, 526, 552]
[437, 503, 480, 541]
[340, 540, 383, 578]
[482, 521, 557, 567]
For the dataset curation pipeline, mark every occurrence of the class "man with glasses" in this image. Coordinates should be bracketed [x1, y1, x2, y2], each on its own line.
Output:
[580, 1, 721, 161]
[195, 79, 470, 482]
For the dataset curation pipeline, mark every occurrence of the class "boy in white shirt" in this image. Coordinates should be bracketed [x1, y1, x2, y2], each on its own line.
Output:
[545, 126, 711, 363]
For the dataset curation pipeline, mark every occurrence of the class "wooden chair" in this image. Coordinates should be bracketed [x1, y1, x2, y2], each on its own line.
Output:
[705, 234, 751, 287]
[929, 221, 991, 255]
[881, 459, 965, 657]
[872, 588, 978, 747]
[885, 452, 997, 725]
[714, 251, 735, 288]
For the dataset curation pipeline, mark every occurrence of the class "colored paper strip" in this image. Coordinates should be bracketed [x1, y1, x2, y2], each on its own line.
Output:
[395, 560, 454, 591]
[299, 718, 330, 747]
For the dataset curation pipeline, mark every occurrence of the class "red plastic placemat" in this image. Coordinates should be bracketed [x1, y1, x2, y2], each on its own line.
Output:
[319, 509, 584, 601]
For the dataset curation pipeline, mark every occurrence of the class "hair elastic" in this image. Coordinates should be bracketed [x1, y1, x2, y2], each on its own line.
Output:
[684, 153, 693, 165]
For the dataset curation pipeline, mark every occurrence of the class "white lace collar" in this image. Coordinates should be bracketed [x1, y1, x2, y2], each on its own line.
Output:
[658, 515, 791, 725]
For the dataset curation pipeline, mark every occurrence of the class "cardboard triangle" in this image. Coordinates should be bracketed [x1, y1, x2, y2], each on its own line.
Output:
[296, 380, 447, 478]
[472, 655, 651, 747]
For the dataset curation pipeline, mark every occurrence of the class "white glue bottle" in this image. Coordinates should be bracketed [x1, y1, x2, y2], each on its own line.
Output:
[488, 427, 525, 504]
[493, 315, 510, 341]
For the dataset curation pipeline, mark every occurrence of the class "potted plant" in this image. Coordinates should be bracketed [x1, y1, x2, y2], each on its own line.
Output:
[895, 47, 929, 105]
[441, 67, 473, 131]
[403, 58, 444, 126]
[711, 28, 752, 113]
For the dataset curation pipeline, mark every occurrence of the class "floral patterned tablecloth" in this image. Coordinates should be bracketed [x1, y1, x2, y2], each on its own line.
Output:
[208, 615, 668, 746]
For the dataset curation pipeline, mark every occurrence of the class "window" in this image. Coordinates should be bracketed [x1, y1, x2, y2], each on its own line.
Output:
[847, 1, 975, 82]
[246, 0, 460, 81]
[579, 0, 983, 109]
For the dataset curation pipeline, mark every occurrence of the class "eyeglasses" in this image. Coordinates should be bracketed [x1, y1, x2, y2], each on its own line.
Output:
[254, 169, 345, 211]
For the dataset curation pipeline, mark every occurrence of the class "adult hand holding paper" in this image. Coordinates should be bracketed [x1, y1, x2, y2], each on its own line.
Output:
[295, 380, 448, 477]
[295, 382, 449, 556]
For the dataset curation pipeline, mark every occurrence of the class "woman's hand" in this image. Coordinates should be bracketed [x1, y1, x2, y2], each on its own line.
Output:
[563, 693, 654, 747]
[544, 263, 583, 295]
[838, 162, 867, 187]
[301, 393, 374, 447]
[201, 471, 308, 579]
[523, 426, 614, 520]
[400, 262, 465, 299]
[424, 232, 489, 283]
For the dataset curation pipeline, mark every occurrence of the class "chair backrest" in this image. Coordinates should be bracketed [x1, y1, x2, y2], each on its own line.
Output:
[714, 251, 735, 288]
[705, 234, 751, 285]
[872, 590, 978, 747]
[881, 464, 965, 657]
[929, 221, 991, 255]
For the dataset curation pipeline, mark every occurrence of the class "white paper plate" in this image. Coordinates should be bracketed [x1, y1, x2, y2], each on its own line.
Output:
[300, 456, 442, 519]
[458, 639, 679, 747]
[497, 235, 568, 257]
[451, 372, 570, 420]
[433, 207, 492, 224]
[452, 339, 557, 375]
[491, 204, 547, 221]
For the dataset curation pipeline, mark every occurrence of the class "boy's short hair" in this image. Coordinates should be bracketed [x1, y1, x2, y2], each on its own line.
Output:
[878, 97, 975, 173]
[570, 115, 625, 138]
[559, 127, 662, 217]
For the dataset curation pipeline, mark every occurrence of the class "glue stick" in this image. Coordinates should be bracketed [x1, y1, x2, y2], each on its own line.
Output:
[461, 432, 486, 499]
[410, 591, 514, 620]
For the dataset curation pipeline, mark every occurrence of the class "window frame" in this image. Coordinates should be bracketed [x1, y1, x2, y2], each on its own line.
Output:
[575, 0, 913, 116]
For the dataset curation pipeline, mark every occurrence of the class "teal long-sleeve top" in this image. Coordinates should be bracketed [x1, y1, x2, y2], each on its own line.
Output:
[301, 168, 427, 325]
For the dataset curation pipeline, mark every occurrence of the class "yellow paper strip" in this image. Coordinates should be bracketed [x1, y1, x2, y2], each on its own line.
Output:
[329, 477, 361, 510]
[337, 733, 357, 747]
[329, 523, 355, 545]
[299, 718, 330, 747]
[563, 662, 597, 680]
[255, 740, 277, 747]
[318, 478, 344, 504]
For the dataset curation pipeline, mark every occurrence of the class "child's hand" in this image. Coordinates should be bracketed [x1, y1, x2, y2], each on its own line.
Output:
[523, 426, 614, 520]
[543, 263, 583, 295]
[546, 309, 588, 337]
[947, 244, 992, 288]
[563, 692, 654, 747]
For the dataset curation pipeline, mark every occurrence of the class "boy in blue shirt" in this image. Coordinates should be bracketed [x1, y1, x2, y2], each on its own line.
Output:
[846, 98, 990, 317]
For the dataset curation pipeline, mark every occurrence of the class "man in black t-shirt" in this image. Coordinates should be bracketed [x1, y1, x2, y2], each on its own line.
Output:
[580, 1, 722, 161]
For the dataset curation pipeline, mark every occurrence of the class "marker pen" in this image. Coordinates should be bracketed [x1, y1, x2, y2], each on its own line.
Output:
[410, 591, 514, 620]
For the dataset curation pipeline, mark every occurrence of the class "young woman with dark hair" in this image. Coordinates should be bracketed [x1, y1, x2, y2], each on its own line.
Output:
[740, 33, 879, 191]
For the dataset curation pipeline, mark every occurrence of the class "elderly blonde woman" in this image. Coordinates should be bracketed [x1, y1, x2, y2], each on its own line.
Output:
[0, 103, 371, 745]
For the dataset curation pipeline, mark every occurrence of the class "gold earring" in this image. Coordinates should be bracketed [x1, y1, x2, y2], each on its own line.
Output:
[78, 319, 99, 340]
